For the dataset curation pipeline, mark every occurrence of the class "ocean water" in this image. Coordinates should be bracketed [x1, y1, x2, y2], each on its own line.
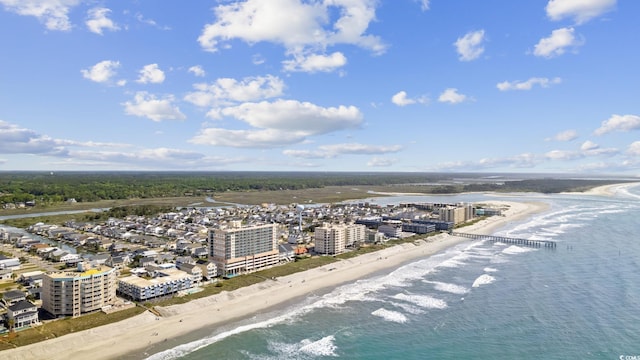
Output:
[145, 185, 640, 360]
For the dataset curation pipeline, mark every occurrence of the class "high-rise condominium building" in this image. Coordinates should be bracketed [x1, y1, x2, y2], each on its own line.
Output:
[41, 263, 116, 318]
[208, 223, 278, 277]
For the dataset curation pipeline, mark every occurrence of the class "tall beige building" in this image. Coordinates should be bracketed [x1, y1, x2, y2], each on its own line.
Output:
[315, 223, 367, 254]
[41, 263, 117, 318]
[208, 223, 278, 277]
[439, 204, 474, 225]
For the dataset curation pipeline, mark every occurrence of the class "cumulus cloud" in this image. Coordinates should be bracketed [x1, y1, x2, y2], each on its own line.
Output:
[191, 99, 362, 148]
[580, 140, 599, 151]
[81, 60, 121, 84]
[0, 0, 80, 31]
[283, 143, 402, 159]
[0, 120, 67, 155]
[86, 7, 119, 35]
[533, 27, 583, 58]
[594, 114, 640, 135]
[546, 0, 616, 24]
[433, 153, 540, 171]
[215, 99, 362, 134]
[454, 30, 485, 61]
[197, 0, 385, 72]
[282, 52, 347, 73]
[391, 91, 428, 107]
[497, 77, 562, 91]
[185, 75, 285, 108]
[546, 142, 618, 161]
[627, 141, 640, 156]
[136, 64, 165, 84]
[123, 92, 186, 122]
[367, 157, 396, 167]
[190, 128, 307, 148]
[438, 88, 468, 104]
[188, 65, 206, 77]
[547, 129, 578, 142]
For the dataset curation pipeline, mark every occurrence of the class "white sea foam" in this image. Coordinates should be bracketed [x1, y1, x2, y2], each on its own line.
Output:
[389, 301, 425, 314]
[372, 308, 408, 323]
[392, 293, 448, 309]
[502, 245, 535, 255]
[483, 267, 498, 273]
[472, 274, 496, 288]
[424, 281, 469, 295]
[299, 335, 338, 357]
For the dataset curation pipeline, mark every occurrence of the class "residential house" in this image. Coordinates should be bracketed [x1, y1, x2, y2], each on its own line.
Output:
[7, 300, 39, 328]
[0, 255, 20, 270]
[0, 269, 12, 281]
[2, 289, 26, 307]
[177, 263, 202, 286]
[196, 262, 217, 281]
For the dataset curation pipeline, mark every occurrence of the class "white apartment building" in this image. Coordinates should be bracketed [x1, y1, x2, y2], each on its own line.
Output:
[41, 263, 117, 318]
[208, 223, 278, 277]
[117, 268, 193, 301]
[314, 223, 346, 255]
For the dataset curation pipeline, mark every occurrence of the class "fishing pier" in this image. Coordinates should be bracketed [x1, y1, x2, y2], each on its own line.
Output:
[450, 232, 556, 249]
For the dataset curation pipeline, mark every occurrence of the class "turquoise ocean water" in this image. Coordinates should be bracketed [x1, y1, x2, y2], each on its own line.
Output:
[144, 185, 640, 360]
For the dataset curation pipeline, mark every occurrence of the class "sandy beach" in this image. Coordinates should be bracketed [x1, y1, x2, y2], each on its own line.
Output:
[2, 199, 550, 360]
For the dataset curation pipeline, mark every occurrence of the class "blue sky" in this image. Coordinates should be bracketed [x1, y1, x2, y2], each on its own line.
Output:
[0, 0, 638, 174]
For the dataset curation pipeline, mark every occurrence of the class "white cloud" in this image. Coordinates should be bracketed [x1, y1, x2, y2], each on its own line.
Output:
[454, 30, 485, 61]
[284, 143, 402, 159]
[546, 142, 618, 160]
[282, 52, 347, 73]
[417, 0, 430, 11]
[191, 99, 362, 148]
[86, 7, 119, 35]
[533, 27, 583, 58]
[0, 120, 67, 155]
[433, 153, 540, 171]
[136, 64, 165, 84]
[185, 75, 285, 108]
[594, 114, 640, 135]
[580, 140, 599, 151]
[188, 65, 206, 77]
[123, 92, 186, 122]
[438, 88, 468, 104]
[391, 91, 428, 107]
[627, 141, 640, 156]
[197, 0, 385, 72]
[545, 149, 582, 161]
[190, 128, 306, 148]
[217, 99, 362, 134]
[367, 157, 396, 167]
[546, 0, 616, 24]
[547, 129, 578, 142]
[0, 0, 80, 31]
[135, 13, 171, 30]
[81, 60, 121, 83]
[497, 77, 562, 91]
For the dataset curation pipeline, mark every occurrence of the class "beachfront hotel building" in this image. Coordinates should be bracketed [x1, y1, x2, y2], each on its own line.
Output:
[439, 204, 474, 225]
[315, 223, 367, 255]
[41, 263, 117, 318]
[314, 223, 346, 255]
[208, 223, 278, 277]
[117, 267, 193, 301]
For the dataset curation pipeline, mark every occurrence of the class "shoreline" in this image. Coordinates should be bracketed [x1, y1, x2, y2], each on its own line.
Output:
[2, 199, 549, 360]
